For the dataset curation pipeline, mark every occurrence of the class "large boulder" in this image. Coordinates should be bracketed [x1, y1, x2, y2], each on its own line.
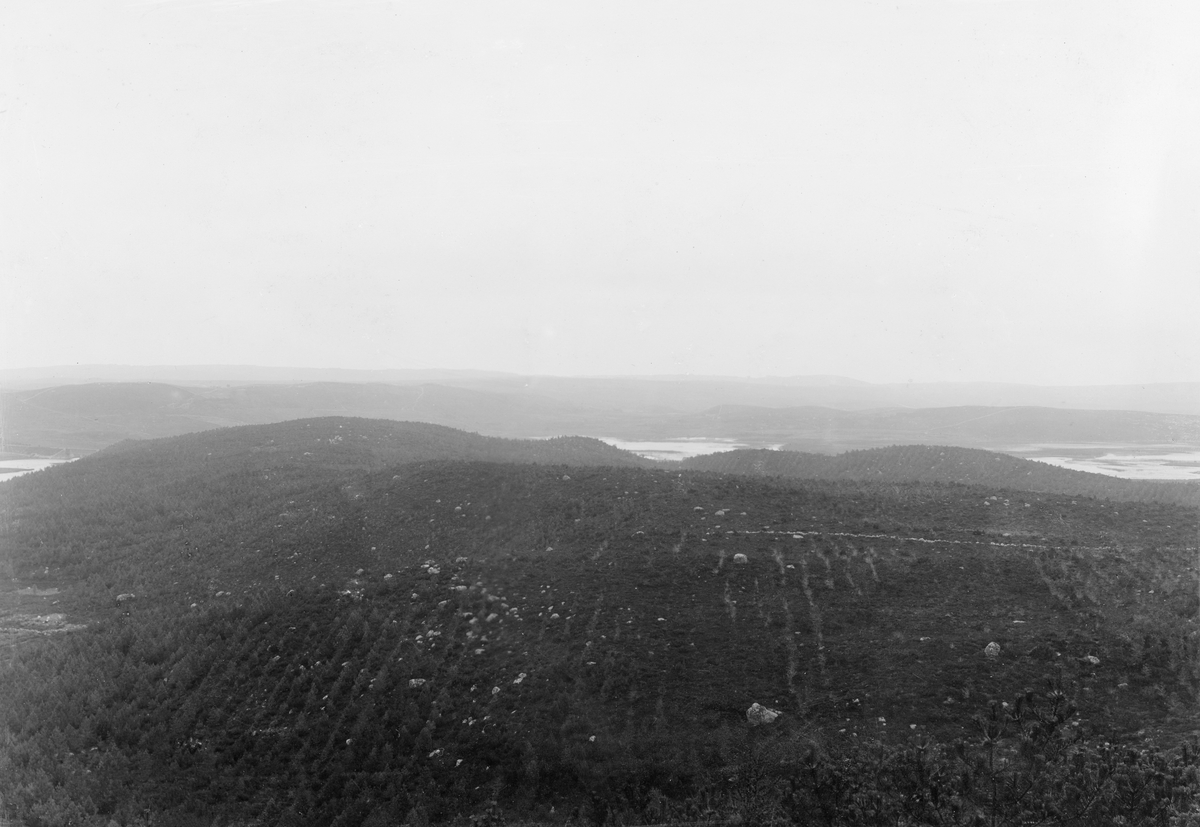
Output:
[746, 702, 782, 727]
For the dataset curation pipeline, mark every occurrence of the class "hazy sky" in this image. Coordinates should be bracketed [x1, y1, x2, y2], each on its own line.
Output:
[3, 0, 1197, 383]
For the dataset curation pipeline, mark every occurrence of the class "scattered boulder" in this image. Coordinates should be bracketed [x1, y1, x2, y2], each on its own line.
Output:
[733, 553, 749, 565]
[115, 593, 135, 603]
[408, 678, 427, 688]
[1081, 654, 1101, 667]
[984, 642, 1001, 659]
[746, 702, 782, 727]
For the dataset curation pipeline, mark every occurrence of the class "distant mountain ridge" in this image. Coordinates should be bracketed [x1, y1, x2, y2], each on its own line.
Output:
[5, 380, 1200, 461]
[0, 382, 599, 454]
[695, 404, 1200, 448]
[4, 365, 1200, 414]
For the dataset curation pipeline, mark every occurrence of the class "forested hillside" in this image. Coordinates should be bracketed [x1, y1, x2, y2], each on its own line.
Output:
[1, 418, 647, 604]
[684, 444, 1200, 507]
[1, 421, 1198, 826]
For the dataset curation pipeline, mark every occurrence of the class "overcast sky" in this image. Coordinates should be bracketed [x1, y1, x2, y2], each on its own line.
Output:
[3, 0, 1197, 384]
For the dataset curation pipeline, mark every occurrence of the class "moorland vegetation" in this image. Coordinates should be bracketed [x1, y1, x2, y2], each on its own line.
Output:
[0, 418, 1197, 826]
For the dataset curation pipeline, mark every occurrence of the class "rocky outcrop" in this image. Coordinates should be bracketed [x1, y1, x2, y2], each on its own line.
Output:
[746, 702, 781, 726]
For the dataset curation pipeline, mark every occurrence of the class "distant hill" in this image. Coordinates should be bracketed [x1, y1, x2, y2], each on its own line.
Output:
[7, 380, 1200, 460]
[682, 444, 1200, 508]
[679, 405, 1200, 448]
[453, 376, 1200, 416]
[97, 416, 650, 470]
[6, 366, 1200, 415]
[47, 416, 650, 498]
[0, 382, 601, 454]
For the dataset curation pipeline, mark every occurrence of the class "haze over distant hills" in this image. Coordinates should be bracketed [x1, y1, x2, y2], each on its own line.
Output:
[4, 364, 1200, 415]
[6, 379, 1200, 461]
[4, 363, 1200, 476]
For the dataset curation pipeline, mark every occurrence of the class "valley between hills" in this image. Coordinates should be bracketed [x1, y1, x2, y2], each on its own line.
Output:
[0, 411, 1197, 826]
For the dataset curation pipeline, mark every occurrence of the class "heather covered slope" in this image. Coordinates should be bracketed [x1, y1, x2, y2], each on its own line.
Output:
[2, 424, 1198, 826]
[683, 444, 1200, 507]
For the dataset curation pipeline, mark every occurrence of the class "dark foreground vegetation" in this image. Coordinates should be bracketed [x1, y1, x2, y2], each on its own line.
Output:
[1, 419, 1197, 826]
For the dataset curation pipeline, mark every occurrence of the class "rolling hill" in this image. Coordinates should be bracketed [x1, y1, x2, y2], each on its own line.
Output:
[683, 445, 1200, 508]
[0, 382, 599, 455]
[1, 419, 1197, 826]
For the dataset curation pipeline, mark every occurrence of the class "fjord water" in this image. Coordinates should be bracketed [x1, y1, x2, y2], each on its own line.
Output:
[0, 458, 76, 481]
[597, 437, 782, 461]
[1013, 445, 1200, 480]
